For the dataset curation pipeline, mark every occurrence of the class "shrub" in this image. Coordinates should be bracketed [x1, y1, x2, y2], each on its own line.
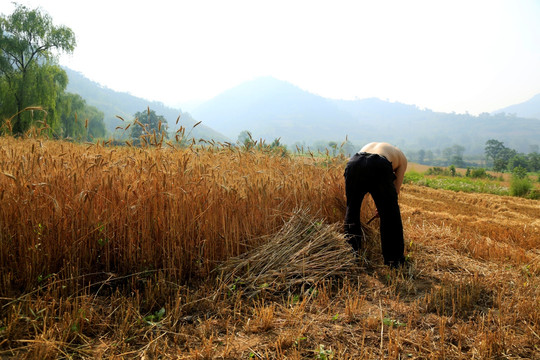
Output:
[512, 166, 528, 179]
[469, 168, 487, 178]
[425, 167, 450, 176]
[510, 177, 532, 197]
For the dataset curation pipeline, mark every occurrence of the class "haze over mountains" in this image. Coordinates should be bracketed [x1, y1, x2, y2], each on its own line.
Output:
[495, 93, 540, 120]
[191, 77, 540, 153]
[66, 69, 539, 154]
[64, 68, 228, 142]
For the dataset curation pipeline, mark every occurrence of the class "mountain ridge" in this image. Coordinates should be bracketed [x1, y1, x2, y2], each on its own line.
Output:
[191, 76, 357, 143]
[494, 93, 540, 120]
[64, 67, 229, 142]
[64, 69, 540, 154]
[191, 77, 540, 153]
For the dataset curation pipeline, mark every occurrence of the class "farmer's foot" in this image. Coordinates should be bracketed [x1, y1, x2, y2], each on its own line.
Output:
[385, 256, 407, 269]
[346, 236, 362, 255]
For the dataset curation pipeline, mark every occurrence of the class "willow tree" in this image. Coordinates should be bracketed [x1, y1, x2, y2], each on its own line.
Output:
[57, 92, 106, 140]
[0, 4, 76, 134]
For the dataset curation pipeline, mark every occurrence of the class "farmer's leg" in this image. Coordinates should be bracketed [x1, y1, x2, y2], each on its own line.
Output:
[344, 189, 366, 251]
[370, 181, 405, 266]
[344, 155, 367, 252]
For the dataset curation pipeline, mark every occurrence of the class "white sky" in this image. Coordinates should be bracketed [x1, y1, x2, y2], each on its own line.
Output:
[4, 0, 540, 114]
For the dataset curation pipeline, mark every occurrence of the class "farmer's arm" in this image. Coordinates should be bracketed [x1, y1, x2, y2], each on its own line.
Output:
[394, 152, 407, 196]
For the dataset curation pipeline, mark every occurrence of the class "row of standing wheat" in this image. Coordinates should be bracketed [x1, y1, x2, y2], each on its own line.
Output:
[0, 137, 347, 294]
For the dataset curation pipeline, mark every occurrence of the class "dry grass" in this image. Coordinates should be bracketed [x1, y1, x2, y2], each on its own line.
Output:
[0, 137, 539, 359]
[217, 208, 358, 297]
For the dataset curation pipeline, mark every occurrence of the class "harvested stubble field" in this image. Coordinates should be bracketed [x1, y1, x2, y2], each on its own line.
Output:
[0, 137, 539, 359]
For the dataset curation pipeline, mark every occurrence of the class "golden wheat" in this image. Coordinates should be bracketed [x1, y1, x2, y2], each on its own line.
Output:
[0, 137, 538, 359]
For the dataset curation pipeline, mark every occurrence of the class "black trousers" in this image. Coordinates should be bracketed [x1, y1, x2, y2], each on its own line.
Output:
[344, 152, 405, 265]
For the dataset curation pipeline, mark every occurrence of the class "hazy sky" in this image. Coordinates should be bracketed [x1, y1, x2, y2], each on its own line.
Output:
[4, 0, 540, 114]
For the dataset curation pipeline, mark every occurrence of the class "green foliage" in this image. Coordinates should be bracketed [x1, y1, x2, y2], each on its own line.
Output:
[508, 154, 529, 172]
[510, 177, 532, 197]
[0, 4, 76, 134]
[56, 92, 105, 140]
[237, 130, 256, 150]
[449, 164, 456, 177]
[236, 131, 290, 156]
[403, 170, 424, 184]
[383, 317, 406, 327]
[512, 166, 528, 180]
[57, 92, 85, 138]
[529, 190, 540, 200]
[84, 105, 106, 139]
[56, 93, 107, 141]
[466, 167, 490, 179]
[509, 168, 539, 198]
[406, 169, 509, 196]
[485, 139, 540, 173]
[421, 177, 508, 195]
[407, 163, 537, 198]
[0, 5, 102, 140]
[143, 307, 165, 325]
[485, 139, 505, 167]
[485, 139, 518, 172]
[529, 152, 540, 172]
[269, 138, 288, 156]
[441, 145, 465, 167]
[471, 168, 486, 178]
[425, 167, 451, 176]
[0, 62, 68, 134]
[130, 108, 168, 144]
[315, 344, 334, 360]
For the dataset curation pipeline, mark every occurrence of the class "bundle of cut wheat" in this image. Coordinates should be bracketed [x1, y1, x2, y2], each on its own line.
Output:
[217, 208, 359, 296]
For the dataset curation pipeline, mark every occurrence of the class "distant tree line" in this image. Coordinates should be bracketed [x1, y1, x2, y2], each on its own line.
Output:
[406, 145, 467, 167]
[485, 139, 539, 173]
[404, 141, 539, 173]
[0, 4, 106, 139]
[236, 130, 288, 155]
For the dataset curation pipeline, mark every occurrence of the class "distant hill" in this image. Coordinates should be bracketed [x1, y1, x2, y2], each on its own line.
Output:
[191, 77, 540, 153]
[191, 76, 356, 145]
[494, 93, 540, 120]
[64, 68, 228, 141]
[331, 99, 540, 153]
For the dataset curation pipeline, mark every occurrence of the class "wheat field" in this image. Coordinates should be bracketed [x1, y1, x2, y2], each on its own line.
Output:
[0, 137, 539, 359]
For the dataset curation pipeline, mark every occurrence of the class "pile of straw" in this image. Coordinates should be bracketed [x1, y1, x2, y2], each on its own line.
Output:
[218, 208, 358, 296]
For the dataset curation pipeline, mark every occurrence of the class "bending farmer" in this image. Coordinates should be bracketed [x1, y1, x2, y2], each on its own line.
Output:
[344, 142, 407, 267]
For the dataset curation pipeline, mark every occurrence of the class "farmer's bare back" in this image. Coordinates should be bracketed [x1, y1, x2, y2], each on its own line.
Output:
[359, 142, 407, 195]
